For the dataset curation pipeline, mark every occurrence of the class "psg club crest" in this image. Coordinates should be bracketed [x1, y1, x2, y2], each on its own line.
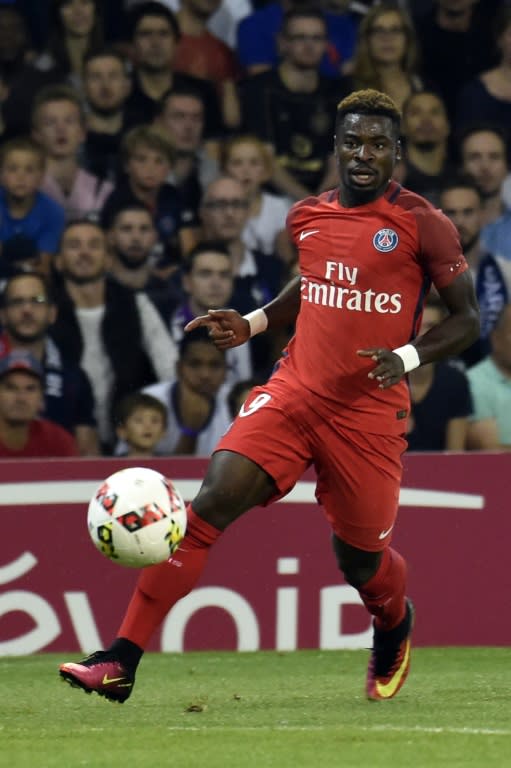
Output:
[373, 228, 399, 253]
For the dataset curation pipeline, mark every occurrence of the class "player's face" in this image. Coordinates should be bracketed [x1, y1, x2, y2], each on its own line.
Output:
[440, 187, 482, 249]
[461, 132, 508, 198]
[200, 179, 249, 241]
[224, 142, 269, 197]
[158, 96, 204, 152]
[34, 100, 85, 159]
[59, 0, 95, 38]
[84, 57, 131, 113]
[133, 17, 176, 72]
[118, 407, 165, 453]
[280, 17, 328, 70]
[184, 252, 234, 310]
[367, 10, 407, 67]
[335, 114, 399, 203]
[57, 224, 109, 283]
[1, 275, 55, 343]
[109, 211, 157, 265]
[178, 341, 226, 397]
[0, 150, 43, 199]
[403, 94, 449, 145]
[0, 372, 43, 425]
[126, 147, 170, 192]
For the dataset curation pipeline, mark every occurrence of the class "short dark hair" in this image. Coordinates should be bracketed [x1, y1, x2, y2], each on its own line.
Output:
[158, 84, 205, 116]
[0, 136, 45, 168]
[439, 174, 482, 202]
[183, 241, 231, 274]
[109, 203, 155, 227]
[2, 271, 54, 306]
[336, 89, 401, 138]
[281, 7, 327, 35]
[83, 47, 131, 76]
[115, 391, 168, 427]
[401, 90, 448, 120]
[121, 125, 175, 167]
[32, 84, 85, 127]
[127, 1, 180, 41]
[458, 121, 509, 153]
[179, 326, 226, 359]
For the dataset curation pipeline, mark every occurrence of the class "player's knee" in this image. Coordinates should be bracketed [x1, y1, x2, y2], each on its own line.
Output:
[331, 535, 381, 587]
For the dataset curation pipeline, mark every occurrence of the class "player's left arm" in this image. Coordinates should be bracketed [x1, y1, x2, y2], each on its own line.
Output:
[359, 271, 479, 389]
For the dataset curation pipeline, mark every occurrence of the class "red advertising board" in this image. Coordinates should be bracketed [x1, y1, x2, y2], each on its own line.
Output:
[0, 453, 509, 655]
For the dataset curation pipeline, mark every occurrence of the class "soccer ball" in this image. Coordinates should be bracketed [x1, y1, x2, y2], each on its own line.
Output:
[87, 467, 187, 568]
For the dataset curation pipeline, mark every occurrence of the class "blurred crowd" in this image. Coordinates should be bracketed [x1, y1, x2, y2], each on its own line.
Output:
[0, 0, 510, 458]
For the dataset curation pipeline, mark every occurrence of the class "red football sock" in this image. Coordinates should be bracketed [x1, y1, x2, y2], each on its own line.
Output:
[358, 547, 407, 631]
[116, 505, 221, 649]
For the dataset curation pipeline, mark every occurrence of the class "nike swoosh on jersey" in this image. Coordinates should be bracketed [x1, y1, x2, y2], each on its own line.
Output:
[378, 525, 394, 540]
[299, 229, 320, 241]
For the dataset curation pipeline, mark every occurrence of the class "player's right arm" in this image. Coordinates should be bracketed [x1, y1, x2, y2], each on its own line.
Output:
[184, 275, 301, 349]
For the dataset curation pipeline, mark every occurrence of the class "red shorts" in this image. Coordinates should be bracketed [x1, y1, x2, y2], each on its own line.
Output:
[216, 378, 407, 552]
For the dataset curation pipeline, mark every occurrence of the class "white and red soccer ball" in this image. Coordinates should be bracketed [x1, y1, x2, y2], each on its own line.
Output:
[87, 467, 187, 568]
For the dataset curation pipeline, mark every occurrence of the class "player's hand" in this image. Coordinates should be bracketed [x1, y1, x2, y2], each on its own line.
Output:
[357, 348, 406, 389]
[184, 309, 251, 349]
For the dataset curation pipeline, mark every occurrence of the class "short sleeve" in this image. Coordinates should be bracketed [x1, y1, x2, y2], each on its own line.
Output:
[414, 206, 468, 289]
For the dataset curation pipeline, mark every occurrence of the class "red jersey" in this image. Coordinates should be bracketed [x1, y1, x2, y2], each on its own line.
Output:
[0, 418, 78, 458]
[276, 181, 468, 435]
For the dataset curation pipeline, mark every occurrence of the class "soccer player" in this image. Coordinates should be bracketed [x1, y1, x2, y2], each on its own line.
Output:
[59, 89, 479, 703]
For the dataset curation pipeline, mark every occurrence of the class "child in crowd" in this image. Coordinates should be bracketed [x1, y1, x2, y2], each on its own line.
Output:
[102, 126, 199, 269]
[221, 135, 294, 263]
[0, 137, 65, 274]
[115, 392, 168, 458]
[32, 84, 113, 221]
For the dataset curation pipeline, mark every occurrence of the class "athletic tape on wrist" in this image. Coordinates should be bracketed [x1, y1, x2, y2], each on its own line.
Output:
[392, 344, 420, 373]
[244, 308, 268, 337]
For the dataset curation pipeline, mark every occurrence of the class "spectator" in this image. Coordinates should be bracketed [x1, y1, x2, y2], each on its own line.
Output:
[82, 49, 132, 184]
[406, 295, 473, 451]
[237, 0, 359, 78]
[0, 235, 46, 285]
[0, 5, 34, 92]
[32, 84, 113, 221]
[155, 0, 252, 50]
[460, 124, 511, 259]
[399, 91, 455, 204]
[440, 175, 511, 367]
[0, 270, 99, 455]
[227, 376, 261, 420]
[413, 0, 498, 121]
[115, 391, 168, 457]
[101, 125, 198, 267]
[116, 327, 231, 456]
[199, 176, 283, 310]
[2, 0, 104, 136]
[456, 8, 511, 147]
[239, 7, 345, 200]
[50, 220, 177, 452]
[0, 349, 78, 457]
[0, 137, 65, 275]
[170, 241, 253, 385]
[124, 1, 222, 138]
[466, 303, 511, 450]
[220, 135, 294, 264]
[154, 85, 218, 226]
[173, 0, 241, 130]
[107, 202, 181, 318]
[350, 3, 425, 111]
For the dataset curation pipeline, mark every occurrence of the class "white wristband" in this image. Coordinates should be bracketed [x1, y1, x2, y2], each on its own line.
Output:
[243, 308, 268, 337]
[392, 344, 420, 373]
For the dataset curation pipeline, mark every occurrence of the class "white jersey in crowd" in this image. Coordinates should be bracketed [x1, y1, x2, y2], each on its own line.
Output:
[76, 293, 177, 445]
[242, 192, 292, 256]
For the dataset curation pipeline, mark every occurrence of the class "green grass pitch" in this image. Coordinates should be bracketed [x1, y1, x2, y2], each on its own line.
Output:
[2, 648, 510, 768]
